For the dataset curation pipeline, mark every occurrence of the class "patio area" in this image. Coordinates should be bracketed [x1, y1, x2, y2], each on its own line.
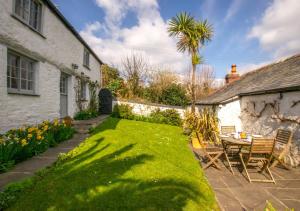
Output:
[193, 147, 300, 210]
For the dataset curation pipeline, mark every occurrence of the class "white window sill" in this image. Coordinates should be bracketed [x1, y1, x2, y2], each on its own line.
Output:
[8, 89, 40, 97]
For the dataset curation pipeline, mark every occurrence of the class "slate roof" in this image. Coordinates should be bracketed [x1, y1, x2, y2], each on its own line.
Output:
[197, 54, 300, 105]
[44, 0, 104, 64]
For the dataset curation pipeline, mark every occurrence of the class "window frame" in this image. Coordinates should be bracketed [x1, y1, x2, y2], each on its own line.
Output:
[12, 0, 43, 34]
[60, 73, 68, 95]
[7, 51, 37, 96]
[83, 49, 90, 69]
[80, 80, 87, 101]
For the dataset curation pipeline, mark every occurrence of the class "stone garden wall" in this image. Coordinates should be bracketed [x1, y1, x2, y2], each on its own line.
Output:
[112, 100, 187, 118]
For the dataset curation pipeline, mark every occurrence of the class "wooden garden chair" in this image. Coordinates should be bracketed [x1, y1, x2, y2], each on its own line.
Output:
[270, 129, 293, 169]
[220, 126, 240, 173]
[195, 132, 224, 170]
[239, 138, 276, 183]
[221, 126, 236, 135]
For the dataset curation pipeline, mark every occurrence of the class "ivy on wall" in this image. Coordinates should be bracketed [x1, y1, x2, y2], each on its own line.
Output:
[291, 100, 300, 108]
[242, 94, 300, 125]
[74, 73, 100, 112]
[88, 81, 98, 113]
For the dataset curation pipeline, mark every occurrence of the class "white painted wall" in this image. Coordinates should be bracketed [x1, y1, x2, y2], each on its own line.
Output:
[217, 100, 242, 132]
[240, 92, 300, 145]
[0, 44, 60, 131]
[113, 100, 186, 118]
[196, 100, 242, 132]
[0, 0, 102, 132]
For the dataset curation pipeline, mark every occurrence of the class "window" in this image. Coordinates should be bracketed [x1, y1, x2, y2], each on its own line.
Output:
[60, 74, 68, 95]
[14, 0, 42, 32]
[83, 49, 90, 68]
[80, 80, 87, 100]
[7, 52, 36, 95]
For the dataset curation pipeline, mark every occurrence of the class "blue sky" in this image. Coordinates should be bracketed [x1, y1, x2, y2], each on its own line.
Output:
[52, 0, 300, 78]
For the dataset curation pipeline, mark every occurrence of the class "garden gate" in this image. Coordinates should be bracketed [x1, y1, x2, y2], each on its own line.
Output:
[99, 88, 113, 114]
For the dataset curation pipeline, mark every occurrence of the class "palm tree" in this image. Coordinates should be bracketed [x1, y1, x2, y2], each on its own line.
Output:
[168, 12, 213, 113]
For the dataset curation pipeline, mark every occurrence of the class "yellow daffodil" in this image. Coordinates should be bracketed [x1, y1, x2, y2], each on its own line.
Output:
[53, 119, 59, 126]
[37, 135, 42, 140]
[43, 125, 48, 131]
[21, 139, 28, 146]
[28, 134, 33, 139]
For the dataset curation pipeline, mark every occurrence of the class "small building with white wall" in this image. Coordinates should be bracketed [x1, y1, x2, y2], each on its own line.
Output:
[0, 0, 103, 133]
[197, 55, 300, 165]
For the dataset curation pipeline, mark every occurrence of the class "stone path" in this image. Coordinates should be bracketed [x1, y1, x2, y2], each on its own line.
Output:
[0, 115, 109, 190]
[192, 147, 300, 211]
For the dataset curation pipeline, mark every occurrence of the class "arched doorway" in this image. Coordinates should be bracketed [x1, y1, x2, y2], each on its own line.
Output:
[99, 88, 113, 114]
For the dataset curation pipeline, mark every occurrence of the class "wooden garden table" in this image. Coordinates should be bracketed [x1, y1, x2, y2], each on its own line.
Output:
[221, 136, 251, 174]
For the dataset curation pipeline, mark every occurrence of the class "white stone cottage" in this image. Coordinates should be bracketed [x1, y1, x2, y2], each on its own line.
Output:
[0, 0, 103, 132]
[197, 54, 300, 165]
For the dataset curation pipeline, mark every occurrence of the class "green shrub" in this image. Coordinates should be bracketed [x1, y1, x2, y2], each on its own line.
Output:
[74, 110, 98, 120]
[111, 104, 134, 119]
[160, 84, 188, 106]
[0, 120, 74, 173]
[107, 79, 122, 96]
[143, 83, 189, 106]
[183, 108, 219, 144]
[149, 109, 182, 126]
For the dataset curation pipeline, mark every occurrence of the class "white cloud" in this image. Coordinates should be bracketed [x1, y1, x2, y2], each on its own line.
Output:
[80, 0, 189, 73]
[248, 0, 300, 58]
[224, 0, 243, 21]
[238, 61, 271, 74]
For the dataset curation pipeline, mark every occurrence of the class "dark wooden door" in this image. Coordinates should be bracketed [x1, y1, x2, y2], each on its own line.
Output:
[99, 88, 113, 114]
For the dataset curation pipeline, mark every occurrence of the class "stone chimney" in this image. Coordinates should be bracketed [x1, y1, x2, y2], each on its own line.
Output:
[225, 64, 240, 84]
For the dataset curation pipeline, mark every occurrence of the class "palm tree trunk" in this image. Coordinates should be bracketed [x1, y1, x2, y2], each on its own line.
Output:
[191, 53, 196, 114]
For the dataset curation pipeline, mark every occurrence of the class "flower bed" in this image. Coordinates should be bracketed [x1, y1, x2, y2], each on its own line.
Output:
[0, 119, 75, 173]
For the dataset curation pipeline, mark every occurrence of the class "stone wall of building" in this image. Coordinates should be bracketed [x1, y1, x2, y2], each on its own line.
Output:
[240, 92, 300, 142]
[0, 0, 102, 132]
[0, 44, 60, 132]
[240, 91, 300, 166]
[196, 100, 242, 132]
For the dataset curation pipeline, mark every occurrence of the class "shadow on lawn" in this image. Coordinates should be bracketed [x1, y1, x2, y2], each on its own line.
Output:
[12, 118, 205, 210]
[50, 144, 203, 210]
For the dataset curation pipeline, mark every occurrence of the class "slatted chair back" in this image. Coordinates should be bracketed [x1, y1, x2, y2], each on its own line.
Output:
[250, 138, 275, 156]
[270, 129, 293, 169]
[275, 129, 292, 145]
[221, 126, 236, 134]
[240, 138, 276, 183]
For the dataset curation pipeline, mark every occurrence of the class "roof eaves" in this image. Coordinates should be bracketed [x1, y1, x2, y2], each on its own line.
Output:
[195, 102, 219, 106]
[239, 86, 300, 97]
[43, 0, 104, 65]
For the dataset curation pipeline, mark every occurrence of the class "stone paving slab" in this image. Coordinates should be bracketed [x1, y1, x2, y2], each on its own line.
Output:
[0, 115, 108, 190]
[192, 147, 300, 211]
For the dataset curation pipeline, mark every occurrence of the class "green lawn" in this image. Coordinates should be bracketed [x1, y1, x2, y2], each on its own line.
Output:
[9, 118, 218, 210]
